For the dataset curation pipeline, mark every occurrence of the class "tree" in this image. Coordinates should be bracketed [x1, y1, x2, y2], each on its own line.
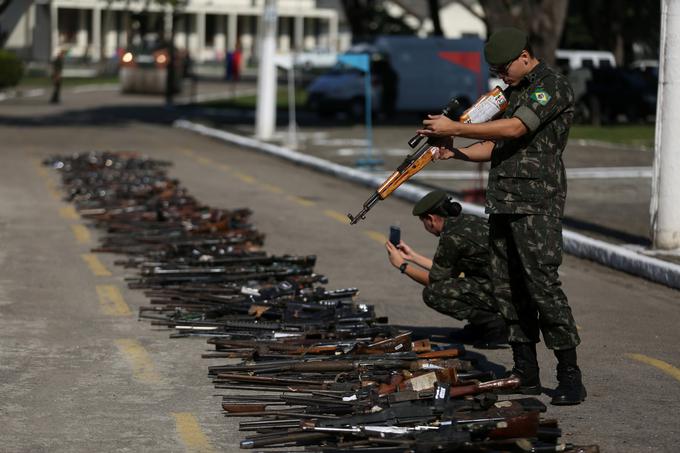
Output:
[561, 0, 660, 65]
[339, 0, 416, 43]
[454, 0, 569, 65]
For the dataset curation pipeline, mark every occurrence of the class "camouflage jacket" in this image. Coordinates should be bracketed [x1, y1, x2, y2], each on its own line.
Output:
[486, 62, 574, 217]
[428, 214, 490, 283]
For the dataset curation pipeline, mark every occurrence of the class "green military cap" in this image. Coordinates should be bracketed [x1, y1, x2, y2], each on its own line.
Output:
[412, 190, 448, 216]
[484, 27, 528, 66]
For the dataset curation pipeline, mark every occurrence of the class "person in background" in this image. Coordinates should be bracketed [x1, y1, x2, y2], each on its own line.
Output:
[50, 49, 66, 104]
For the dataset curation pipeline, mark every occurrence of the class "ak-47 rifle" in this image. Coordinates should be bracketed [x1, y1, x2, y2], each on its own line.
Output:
[348, 87, 508, 224]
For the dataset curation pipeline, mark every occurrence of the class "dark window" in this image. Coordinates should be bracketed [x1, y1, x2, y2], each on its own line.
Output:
[205, 14, 216, 46]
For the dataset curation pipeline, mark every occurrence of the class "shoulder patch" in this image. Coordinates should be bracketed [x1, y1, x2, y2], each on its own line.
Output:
[530, 89, 552, 106]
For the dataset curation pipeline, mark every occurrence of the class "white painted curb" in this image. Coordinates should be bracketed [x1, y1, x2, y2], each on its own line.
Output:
[174, 119, 680, 289]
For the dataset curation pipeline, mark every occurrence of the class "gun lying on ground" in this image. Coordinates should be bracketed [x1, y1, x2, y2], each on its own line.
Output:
[347, 87, 508, 224]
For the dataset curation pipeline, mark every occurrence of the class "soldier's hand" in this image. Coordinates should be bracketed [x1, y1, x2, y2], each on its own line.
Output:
[417, 114, 457, 137]
[385, 241, 405, 268]
[396, 241, 415, 261]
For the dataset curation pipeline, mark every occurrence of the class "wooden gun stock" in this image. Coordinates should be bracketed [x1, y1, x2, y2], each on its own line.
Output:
[348, 146, 438, 225]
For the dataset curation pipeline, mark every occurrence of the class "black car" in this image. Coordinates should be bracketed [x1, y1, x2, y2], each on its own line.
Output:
[572, 65, 658, 125]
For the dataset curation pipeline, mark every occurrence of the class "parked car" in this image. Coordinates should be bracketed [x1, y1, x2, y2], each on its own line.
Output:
[305, 36, 489, 120]
[119, 43, 185, 94]
[556, 49, 616, 71]
[572, 65, 657, 124]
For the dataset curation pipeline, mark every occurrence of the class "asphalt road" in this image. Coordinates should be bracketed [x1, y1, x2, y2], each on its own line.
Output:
[0, 88, 679, 452]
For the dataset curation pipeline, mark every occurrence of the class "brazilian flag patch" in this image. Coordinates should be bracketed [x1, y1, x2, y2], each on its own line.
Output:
[530, 89, 552, 106]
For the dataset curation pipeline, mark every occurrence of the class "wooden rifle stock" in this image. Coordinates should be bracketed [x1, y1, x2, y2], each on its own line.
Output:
[347, 145, 438, 224]
[450, 376, 521, 398]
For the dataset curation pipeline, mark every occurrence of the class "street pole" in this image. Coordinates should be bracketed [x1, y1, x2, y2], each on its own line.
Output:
[255, 0, 278, 140]
[165, 9, 176, 106]
[651, 0, 680, 249]
[287, 53, 298, 148]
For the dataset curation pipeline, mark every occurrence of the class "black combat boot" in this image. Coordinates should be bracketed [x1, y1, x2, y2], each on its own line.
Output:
[551, 348, 587, 405]
[507, 342, 541, 395]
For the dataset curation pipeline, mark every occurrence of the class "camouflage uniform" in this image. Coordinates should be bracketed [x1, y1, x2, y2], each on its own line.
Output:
[486, 62, 580, 350]
[423, 214, 499, 324]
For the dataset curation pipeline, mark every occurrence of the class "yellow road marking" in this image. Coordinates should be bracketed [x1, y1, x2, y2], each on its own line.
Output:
[81, 254, 112, 276]
[115, 339, 162, 384]
[234, 172, 256, 184]
[196, 156, 214, 165]
[59, 206, 79, 220]
[178, 149, 195, 156]
[71, 224, 92, 244]
[626, 353, 680, 382]
[262, 183, 284, 194]
[217, 163, 231, 172]
[172, 412, 216, 453]
[364, 230, 388, 244]
[288, 195, 316, 207]
[96, 285, 132, 316]
[324, 209, 350, 224]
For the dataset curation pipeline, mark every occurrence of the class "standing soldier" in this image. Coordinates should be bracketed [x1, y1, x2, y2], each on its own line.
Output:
[417, 28, 586, 405]
[384, 190, 507, 348]
[50, 49, 65, 104]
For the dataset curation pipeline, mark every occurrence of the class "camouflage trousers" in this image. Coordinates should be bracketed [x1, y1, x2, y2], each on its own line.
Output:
[422, 276, 500, 325]
[488, 213, 580, 350]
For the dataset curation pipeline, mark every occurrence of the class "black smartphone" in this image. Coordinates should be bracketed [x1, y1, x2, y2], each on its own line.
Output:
[389, 226, 401, 246]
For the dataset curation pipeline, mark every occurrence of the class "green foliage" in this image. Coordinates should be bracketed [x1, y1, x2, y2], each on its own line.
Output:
[0, 50, 23, 89]
[561, 0, 660, 63]
[340, 0, 416, 41]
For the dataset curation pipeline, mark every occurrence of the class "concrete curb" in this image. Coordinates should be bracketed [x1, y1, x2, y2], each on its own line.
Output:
[174, 119, 680, 290]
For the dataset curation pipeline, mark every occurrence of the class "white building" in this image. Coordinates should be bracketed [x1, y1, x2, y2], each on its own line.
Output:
[4, 0, 486, 66]
[5, 0, 342, 64]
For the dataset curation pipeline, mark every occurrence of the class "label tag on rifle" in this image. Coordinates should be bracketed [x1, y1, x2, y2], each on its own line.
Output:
[241, 286, 260, 296]
[434, 383, 450, 411]
[461, 86, 508, 124]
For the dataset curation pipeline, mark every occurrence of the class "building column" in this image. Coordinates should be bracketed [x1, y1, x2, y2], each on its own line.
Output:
[117, 11, 128, 50]
[196, 12, 206, 62]
[294, 15, 303, 51]
[328, 14, 338, 52]
[227, 13, 237, 51]
[215, 15, 226, 58]
[92, 7, 101, 61]
[76, 9, 88, 58]
[50, 3, 58, 57]
[103, 9, 116, 58]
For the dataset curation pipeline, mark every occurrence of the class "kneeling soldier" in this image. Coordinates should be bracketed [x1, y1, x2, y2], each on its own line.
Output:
[385, 190, 507, 348]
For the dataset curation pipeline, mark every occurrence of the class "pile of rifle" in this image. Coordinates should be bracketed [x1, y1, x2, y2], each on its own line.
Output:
[45, 152, 598, 452]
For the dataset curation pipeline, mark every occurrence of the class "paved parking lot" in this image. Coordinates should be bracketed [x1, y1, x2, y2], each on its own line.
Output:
[0, 84, 678, 452]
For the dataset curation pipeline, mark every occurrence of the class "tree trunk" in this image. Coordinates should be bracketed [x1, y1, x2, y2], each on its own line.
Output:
[428, 0, 444, 36]
[476, 0, 569, 66]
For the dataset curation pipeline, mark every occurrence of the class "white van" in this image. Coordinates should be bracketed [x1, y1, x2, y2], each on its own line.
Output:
[555, 49, 616, 71]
